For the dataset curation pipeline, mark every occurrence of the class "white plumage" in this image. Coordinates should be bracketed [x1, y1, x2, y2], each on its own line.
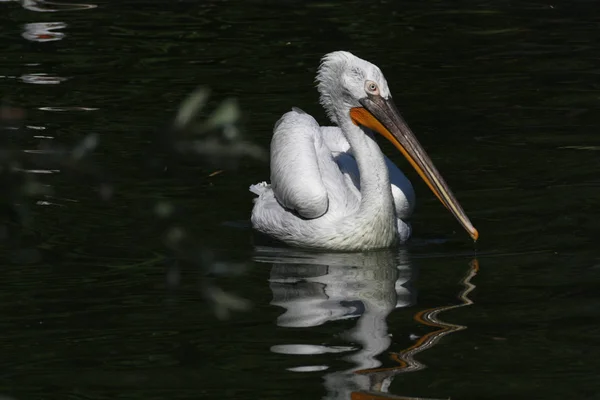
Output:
[250, 51, 478, 251]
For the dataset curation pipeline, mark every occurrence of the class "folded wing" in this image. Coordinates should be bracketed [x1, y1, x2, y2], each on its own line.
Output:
[270, 108, 329, 219]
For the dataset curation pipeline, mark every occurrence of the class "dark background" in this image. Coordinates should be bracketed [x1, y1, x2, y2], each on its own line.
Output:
[0, 1, 598, 399]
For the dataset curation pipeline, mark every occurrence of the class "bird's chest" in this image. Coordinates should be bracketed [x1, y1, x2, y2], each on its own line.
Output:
[332, 202, 398, 250]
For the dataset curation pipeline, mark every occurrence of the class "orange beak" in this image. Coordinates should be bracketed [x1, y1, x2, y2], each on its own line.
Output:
[350, 96, 478, 241]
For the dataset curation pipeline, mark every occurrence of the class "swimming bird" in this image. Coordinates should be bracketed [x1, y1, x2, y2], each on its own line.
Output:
[250, 51, 478, 251]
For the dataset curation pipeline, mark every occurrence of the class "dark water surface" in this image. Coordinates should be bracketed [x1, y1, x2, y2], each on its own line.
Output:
[1, 1, 599, 399]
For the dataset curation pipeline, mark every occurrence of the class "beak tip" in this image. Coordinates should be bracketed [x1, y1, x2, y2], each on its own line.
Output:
[470, 228, 479, 242]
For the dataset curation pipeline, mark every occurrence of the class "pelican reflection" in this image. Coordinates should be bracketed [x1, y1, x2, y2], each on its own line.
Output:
[254, 247, 479, 400]
[260, 247, 413, 372]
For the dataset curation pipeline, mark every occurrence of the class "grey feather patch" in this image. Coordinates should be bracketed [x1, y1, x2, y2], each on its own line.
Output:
[291, 107, 307, 114]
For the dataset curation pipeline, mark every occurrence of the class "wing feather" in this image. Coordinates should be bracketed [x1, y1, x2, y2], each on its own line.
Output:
[270, 109, 329, 219]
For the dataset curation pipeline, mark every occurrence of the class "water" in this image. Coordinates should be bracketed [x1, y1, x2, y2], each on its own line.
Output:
[1, 0, 599, 399]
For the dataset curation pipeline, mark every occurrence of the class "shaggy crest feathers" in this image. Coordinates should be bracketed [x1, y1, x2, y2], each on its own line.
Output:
[316, 51, 390, 124]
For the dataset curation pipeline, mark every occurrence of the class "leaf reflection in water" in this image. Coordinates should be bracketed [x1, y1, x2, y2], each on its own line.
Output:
[256, 247, 478, 400]
[156, 88, 266, 319]
[169, 86, 267, 167]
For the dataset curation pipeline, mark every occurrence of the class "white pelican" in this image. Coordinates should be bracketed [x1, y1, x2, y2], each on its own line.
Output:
[250, 51, 478, 251]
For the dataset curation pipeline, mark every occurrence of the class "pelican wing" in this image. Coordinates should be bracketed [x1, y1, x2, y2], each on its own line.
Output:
[270, 108, 329, 219]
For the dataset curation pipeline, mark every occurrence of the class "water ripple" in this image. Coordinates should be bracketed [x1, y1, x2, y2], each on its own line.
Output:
[14, 168, 60, 174]
[38, 106, 99, 111]
[20, 73, 67, 85]
[21, 0, 97, 12]
[22, 22, 66, 42]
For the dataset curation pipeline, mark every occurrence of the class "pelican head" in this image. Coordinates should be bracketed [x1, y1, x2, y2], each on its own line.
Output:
[316, 51, 479, 241]
[317, 51, 391, 123]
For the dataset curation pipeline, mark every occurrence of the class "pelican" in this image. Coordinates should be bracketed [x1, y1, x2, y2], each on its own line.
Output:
[250, 51, 478, 251]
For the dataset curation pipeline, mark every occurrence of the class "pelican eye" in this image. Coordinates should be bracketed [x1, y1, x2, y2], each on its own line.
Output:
[365, 80, 379, 95]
